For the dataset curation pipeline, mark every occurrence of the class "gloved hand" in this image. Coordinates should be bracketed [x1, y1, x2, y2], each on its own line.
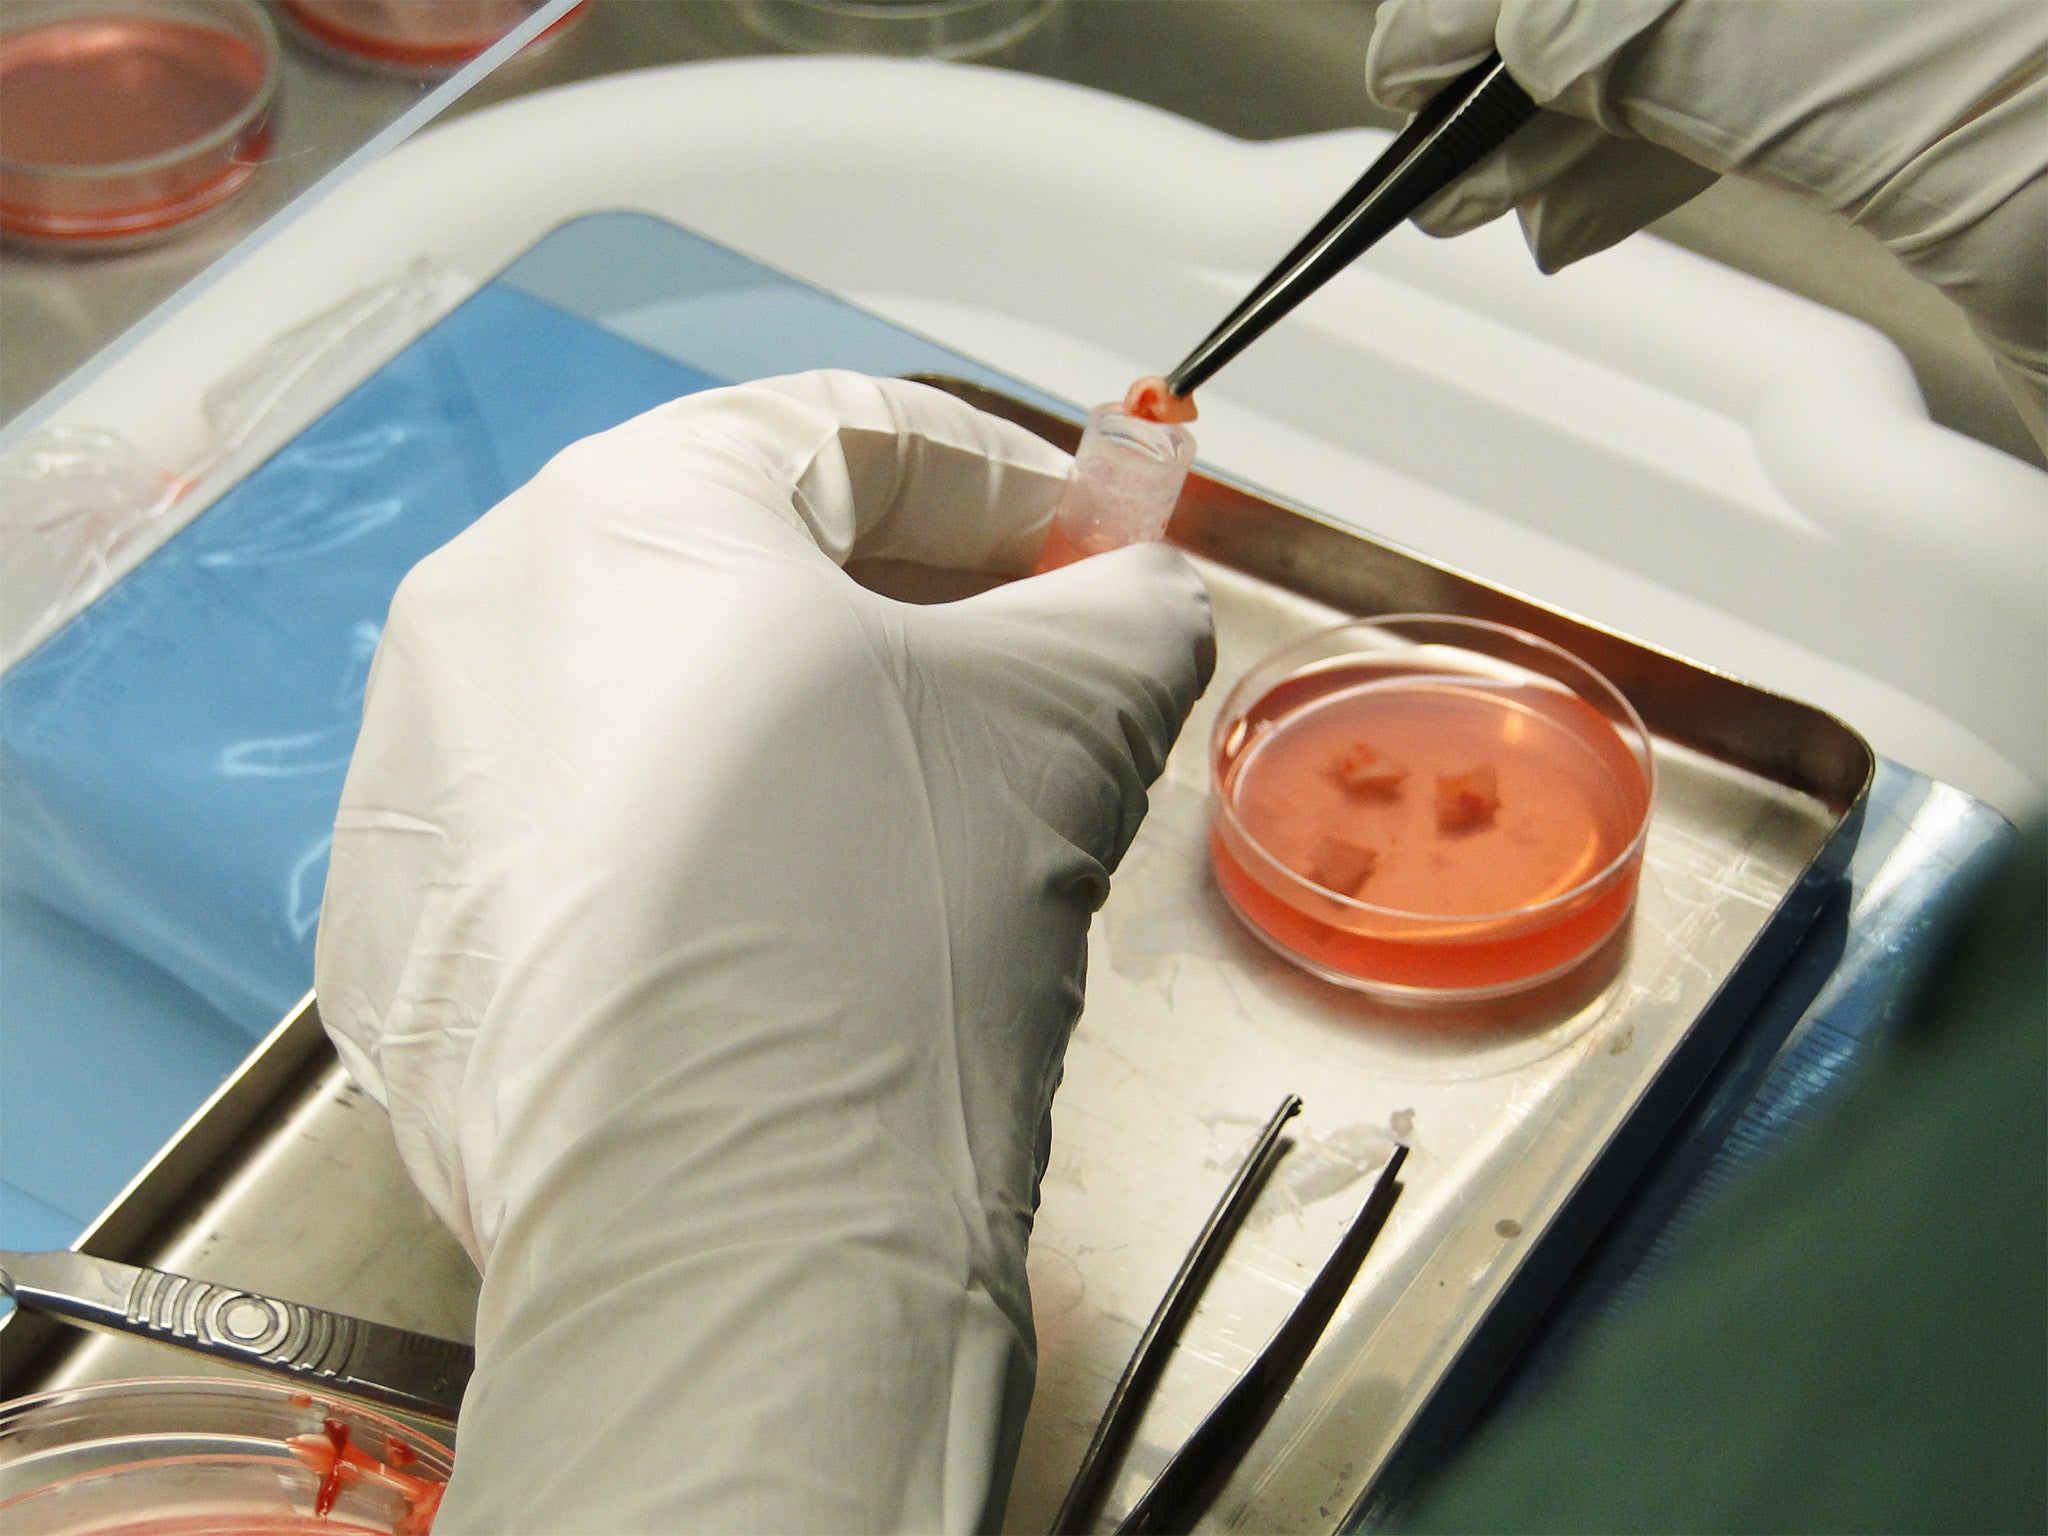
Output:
[313, 371, 1215, 1532]
[1366, 0, 2048, 446]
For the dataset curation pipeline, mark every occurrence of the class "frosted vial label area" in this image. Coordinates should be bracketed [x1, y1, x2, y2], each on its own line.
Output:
[1039, 405, 1194, 569]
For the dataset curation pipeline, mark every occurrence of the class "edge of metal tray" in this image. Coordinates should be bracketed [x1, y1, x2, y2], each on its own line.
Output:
[922, 375, 1871, 821]
[0, 997, 333, 1392]
[917, 376, 1875, 1523]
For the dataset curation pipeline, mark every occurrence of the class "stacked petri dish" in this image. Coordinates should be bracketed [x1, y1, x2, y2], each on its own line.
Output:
[736, 0, 1059, 61]
[1210, 615, 1654, 1003]
[0, 0, 280, 249]
[0, 1377, 453, 1534]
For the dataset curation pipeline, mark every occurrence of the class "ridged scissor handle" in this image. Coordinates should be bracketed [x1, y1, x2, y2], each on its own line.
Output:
[1, 1248, 471, 1424]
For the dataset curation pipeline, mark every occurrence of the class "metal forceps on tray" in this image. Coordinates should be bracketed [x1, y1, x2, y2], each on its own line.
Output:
[1052, 1096, 1412, 1534]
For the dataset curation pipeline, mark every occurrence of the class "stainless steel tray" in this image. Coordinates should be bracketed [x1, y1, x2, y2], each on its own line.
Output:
[3, 379, 1873, 1533]
[937, 381, 1869, 1533]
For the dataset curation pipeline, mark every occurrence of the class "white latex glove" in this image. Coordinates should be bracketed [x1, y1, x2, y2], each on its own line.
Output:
[1366, 0, 2048, 447]
[313, 371, 1214, 1532]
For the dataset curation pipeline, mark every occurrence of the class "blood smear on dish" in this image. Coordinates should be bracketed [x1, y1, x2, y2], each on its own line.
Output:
[1212, 663, 1649, 993]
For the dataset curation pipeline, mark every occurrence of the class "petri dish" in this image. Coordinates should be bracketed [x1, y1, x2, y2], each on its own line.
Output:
[1209, 615, 1654, 1003]
[736, 0, 1059, 61]
[280, 1, 587, 77]
[0, 1376, 452, 1534]
[0, 0, 279, 249]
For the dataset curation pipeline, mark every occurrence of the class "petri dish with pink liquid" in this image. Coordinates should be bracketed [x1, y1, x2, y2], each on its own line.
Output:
[0, 1377, 452, 1534]
[280, 2, 587, 77]
[1210, 615, 1654, 1003]
[0, 0, 279, 249]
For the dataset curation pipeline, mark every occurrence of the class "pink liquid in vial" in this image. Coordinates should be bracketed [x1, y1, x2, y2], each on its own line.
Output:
[1034, 514, 1094, 572]
[1212, 661, 1650, 996]
[1033, 401, 1194, 573]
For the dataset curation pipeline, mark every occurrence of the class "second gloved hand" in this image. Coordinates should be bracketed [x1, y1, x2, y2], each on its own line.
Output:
[1366, 0, 2048, 444]
[313, 371, 1215, 1532]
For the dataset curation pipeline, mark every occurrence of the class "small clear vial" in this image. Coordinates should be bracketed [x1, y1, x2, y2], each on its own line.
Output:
[1036, 405, 1196, 571]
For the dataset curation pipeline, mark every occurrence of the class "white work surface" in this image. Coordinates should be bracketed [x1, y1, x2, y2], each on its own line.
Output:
[41, 56, 2048, 822]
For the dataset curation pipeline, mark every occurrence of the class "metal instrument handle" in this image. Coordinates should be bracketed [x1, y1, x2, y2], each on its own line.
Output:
[1051, 1094, 1303, 1535]
[0, 1248, 471, 1424]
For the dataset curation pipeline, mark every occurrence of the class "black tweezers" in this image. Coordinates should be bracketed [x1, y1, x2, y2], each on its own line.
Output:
[1051, 1096, 1411, 1535]
[1164, 53, 1537, 399]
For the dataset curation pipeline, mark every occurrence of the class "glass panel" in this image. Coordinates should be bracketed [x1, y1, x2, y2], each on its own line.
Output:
[1, 0, 586, 432]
